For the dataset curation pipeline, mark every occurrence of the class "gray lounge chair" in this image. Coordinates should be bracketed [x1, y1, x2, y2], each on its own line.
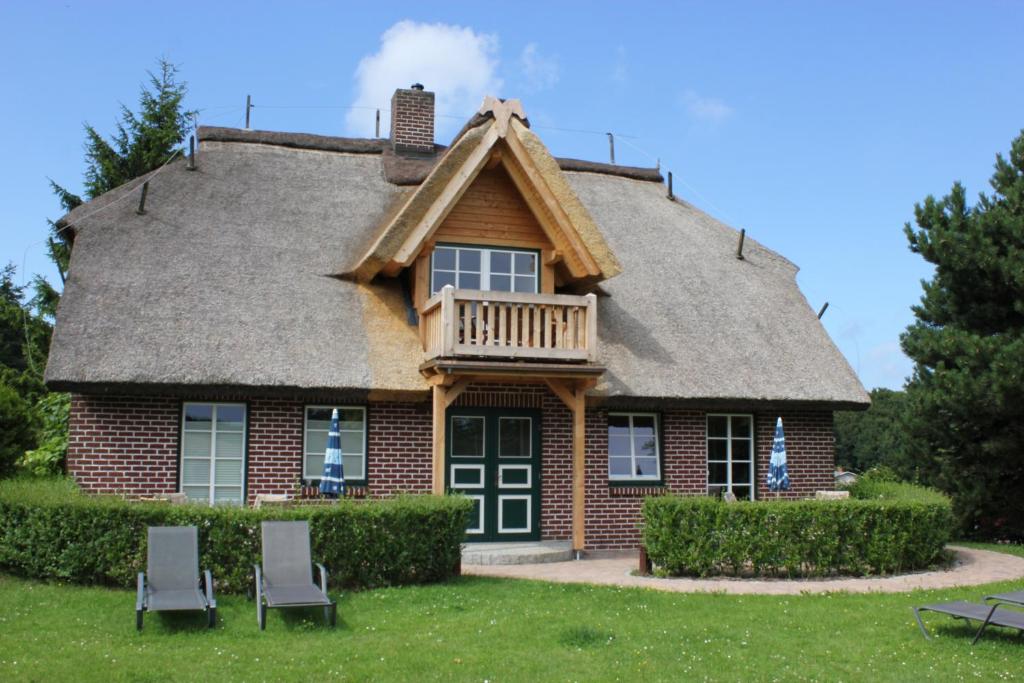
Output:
[913, 600, 1024, 643]
[136, 526, 216, 631]
[986, 590, 1024, 607]
[254, 521, 336, 630]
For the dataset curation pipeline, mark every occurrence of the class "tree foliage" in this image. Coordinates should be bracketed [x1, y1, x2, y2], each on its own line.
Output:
[901, 129, 1024, 540]
[833, 388, 915, 476]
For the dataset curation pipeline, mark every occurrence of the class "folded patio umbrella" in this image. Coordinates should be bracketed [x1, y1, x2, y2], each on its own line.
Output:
[318, 409, 345, 498]
[766, 417, 790, 492]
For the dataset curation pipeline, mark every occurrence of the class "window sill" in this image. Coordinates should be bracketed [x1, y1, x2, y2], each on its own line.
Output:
[607, 482, 667, 497]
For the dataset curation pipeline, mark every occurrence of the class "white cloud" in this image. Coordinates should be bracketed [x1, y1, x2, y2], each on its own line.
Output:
[680, 89, 734, 123]
[519, 43, 559, 92]
[610, 46, 627, 84]
[345, 21, 502, 138]
[864, 341, 912, 390]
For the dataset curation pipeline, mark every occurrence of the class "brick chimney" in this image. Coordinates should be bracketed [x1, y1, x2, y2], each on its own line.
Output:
[390, 84, 435, 154]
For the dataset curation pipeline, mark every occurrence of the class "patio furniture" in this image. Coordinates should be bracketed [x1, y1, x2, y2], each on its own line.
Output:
[136, 526, 216, 631]
[254, 520, 336, 630]
[986, 590, 1024, 607]
[913, 600, 1024, 643]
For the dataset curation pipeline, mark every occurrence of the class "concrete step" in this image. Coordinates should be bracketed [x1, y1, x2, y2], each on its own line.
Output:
[462, 541, 573, 565]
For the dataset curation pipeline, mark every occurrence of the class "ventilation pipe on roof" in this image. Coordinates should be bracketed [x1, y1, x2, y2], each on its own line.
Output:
[736, 228, 746, 260]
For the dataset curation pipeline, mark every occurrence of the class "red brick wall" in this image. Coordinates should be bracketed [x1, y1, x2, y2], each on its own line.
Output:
[67, 392, 835, 550]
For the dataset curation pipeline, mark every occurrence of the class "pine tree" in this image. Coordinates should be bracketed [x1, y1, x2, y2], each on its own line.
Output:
[901, 129, 1024, 540]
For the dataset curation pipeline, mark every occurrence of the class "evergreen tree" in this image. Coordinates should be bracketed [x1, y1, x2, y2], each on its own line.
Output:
[834, 388, 913, 475]
[901, 129, 1024, 540]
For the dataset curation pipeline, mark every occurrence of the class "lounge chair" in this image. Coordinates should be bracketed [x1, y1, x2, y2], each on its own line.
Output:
[986, 590, 1024, 607]
[254, 520, 336, 630]
[136, 526, 216, 631]
[913, 600, 1024, 643]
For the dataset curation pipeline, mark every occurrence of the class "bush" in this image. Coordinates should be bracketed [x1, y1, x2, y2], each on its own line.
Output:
[642, 488, 952, 577]
[0, 381, 37, 478]
[18, 393, 69, 476]
[0, 478, 472, 593]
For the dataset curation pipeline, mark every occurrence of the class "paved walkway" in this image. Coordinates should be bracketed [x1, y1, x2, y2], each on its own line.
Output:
[463, 546, 1024, 595]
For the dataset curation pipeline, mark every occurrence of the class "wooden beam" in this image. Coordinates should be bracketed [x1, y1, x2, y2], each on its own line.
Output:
[543, 377, 576, 411]
[544, 249, 563, 266]
[432, 384, 447, 494]
[443, 377, 472, 407]
[571, 387, 586, 552]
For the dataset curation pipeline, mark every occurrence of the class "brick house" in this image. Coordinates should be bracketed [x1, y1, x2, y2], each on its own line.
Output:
[46, 87, 868, 551]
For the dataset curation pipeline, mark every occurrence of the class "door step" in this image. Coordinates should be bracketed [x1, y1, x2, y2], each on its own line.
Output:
[462, 541, 573, 565]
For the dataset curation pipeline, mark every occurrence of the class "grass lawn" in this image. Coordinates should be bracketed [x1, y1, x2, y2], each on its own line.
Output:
[2, 549, 1023, 681]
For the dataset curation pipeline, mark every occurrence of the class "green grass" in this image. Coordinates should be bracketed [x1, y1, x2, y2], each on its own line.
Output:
[3, 549, 1024, 683]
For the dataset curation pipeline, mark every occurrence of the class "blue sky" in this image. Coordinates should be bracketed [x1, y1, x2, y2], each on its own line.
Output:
[2, 1, 1021, 390]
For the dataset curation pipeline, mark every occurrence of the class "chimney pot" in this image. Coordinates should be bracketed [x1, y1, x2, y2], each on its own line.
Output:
[410, 83, 424, 91]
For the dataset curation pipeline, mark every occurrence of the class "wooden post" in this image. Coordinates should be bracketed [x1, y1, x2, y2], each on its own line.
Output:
[585, 293, 598, 362]
[441, 285, 456, 357]
[245, 94, 252, 129]
[432, 384, 446, 494]
[572, 387, 586, 553]
[375, 109, 381, 138]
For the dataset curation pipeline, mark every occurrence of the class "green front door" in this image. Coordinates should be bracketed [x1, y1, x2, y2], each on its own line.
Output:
[446, 407, 541, 542]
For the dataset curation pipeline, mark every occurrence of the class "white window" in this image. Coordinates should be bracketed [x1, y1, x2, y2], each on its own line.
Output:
[303, 407, 367, 481]
[431, 245, 538, 294]
[608, 413, 661, 481]
[180, 403, 246, 505]
[707, 414, 754, 500]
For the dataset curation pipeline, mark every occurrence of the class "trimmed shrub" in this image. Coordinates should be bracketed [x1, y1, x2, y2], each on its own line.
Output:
[0, 478, 472, 593]
[642, 488, 952, 577]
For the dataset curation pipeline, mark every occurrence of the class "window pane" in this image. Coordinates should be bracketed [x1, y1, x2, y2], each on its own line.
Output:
[635, 457, 659, 477]
[306, 430, 328, 456]
[339, 410, 364, 430]
[184, 404, 213, 429]
[491, 274, 512, 292]
[215, 431, 244, 459]
[707, 416, 728, 438]
[458, 249, 481, 271]
[514, 252, 536, 275]
[306, 453, 325, 479]
[732, 462, 751, 485]
[342, 453, 365, 479]
[183, 486, 209, 502]
[732, 485, 752, 500]
[182, 458, 210, 486]
[634, 435, 657, 458]
[459, 272, 480, 290]
[433, 270, 455, 292]
[306, 407, 331, 426]
[434, 247, 456, 270]
[491, 251, 511, 273]
[731, 439, 751, 462]
[707, 439, 728, 461]
[214, 458, 243, 486]
[609, 457, 632, 477]
[183, 431, 212, 459]
[451, 416, 484, 457]
[608, 434, 632, 457]
[213, 487, 242, 505]
[216, 405, 244, 431]
[708, 461, 727, 484]
[608, 414, 631, 437]
[514, 276, 535, 293]
[340, 431, 363, 454]
[499, 418, 531, 458]
[731, 416, 751, 438]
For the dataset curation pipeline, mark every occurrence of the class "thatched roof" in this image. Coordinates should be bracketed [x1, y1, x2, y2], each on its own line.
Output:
[46, 126, 868, 408]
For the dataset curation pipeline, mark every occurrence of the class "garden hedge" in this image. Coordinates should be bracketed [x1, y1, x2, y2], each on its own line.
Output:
[642, 485, 952, 577]
[0, 478, 472, 593]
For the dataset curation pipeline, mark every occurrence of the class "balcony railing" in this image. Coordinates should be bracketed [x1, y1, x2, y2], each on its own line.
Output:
[420, 286, 598, 363]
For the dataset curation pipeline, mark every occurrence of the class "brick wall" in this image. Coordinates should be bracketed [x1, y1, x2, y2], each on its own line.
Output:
[67, 391, 835, 549]
[390, 86, 435, 153]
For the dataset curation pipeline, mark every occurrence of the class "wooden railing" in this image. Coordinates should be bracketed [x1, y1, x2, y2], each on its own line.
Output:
[420, 286, 598, 362]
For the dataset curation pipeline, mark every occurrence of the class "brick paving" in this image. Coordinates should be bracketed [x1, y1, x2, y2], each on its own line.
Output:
[463, 545, 1024, 595]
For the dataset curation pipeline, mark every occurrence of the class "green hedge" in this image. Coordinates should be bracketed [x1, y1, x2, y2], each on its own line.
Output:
[0, 478, 472, 593]
[642, 489, 952, 577]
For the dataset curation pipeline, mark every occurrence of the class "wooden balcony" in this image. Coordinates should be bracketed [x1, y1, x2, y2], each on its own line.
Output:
[420, 286, 598, 363]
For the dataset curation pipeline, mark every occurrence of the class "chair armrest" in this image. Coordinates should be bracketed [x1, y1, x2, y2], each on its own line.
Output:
[253, 564, 263, 604]
[203, 569, 216, 609]
[315, 563, 329, 595]
[136, 572, 146, 611]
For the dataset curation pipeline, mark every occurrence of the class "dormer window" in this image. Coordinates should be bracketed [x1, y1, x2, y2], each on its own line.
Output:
[430, 245, 538, 295]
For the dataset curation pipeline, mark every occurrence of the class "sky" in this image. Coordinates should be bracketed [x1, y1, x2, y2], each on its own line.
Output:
[1, 1, 1021, 391]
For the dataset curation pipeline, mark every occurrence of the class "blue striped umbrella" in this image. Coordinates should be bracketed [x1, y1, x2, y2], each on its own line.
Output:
[318, 409, 345, 498]
[766, 417, 791, 492]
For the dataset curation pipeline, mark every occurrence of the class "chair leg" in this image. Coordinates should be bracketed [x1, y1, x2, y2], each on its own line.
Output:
[913, 608, 931, 640]
[208, 607, 216, 629]
[258, 603, 266, 631]
[136, 609, 144, 632]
